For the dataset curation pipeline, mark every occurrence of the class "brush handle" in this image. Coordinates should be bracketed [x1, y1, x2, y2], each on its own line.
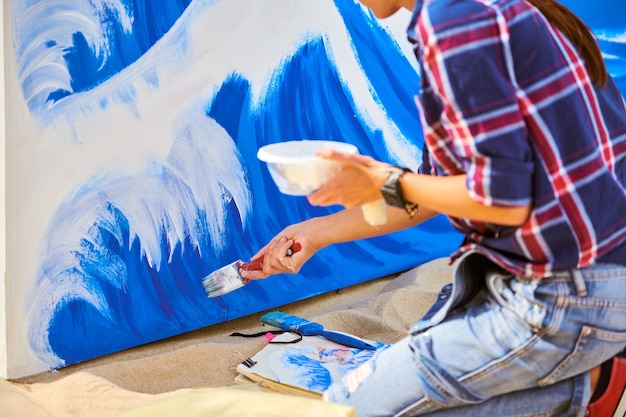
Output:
[261, 311, 378, 350]
[261, 311, 322, 335]
[238, 242, 302, 271]
[317, 330, 377, 350]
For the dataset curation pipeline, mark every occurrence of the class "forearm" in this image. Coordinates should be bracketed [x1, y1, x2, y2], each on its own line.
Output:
[400, 173, 530, 226]
[243, 202, 437, 280]
[305, 204, 438, 250]
[310, 150, 530, 227]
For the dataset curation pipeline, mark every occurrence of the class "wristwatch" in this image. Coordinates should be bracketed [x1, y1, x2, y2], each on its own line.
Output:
[381, 166, 419, 218]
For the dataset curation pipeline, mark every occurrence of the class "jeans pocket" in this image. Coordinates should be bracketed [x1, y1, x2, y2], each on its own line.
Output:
[538, 325, 626, 387]
[487, 270, 546, 332]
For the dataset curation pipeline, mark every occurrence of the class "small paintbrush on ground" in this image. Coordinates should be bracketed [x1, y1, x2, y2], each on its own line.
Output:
[203, 243, 301, 298]
[261, 311, 379, 350]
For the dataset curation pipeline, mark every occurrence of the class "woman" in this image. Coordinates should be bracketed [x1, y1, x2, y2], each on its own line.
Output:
[244, 0, 626, 415]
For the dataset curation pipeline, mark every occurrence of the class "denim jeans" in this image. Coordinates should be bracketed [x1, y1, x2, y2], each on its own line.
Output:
[323, 252, 626, 417]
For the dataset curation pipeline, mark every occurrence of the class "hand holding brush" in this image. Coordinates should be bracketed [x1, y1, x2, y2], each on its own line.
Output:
[202, 242, 302, 298]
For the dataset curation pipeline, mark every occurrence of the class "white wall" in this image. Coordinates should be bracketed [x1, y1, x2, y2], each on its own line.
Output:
[0, 0, 8, 379]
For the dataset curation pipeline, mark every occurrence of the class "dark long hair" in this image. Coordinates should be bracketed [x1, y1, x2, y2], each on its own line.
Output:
[526, 0, 608, 87]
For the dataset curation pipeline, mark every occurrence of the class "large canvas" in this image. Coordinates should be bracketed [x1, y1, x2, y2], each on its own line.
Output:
[1, 0, 624, 379]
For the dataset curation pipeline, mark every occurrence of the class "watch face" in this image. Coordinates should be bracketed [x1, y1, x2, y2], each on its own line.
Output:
[381, 168, 406, 209]
[383, 192, 404, 208]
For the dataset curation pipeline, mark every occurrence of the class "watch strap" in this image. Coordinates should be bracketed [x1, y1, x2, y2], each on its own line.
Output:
[381, 166, 418, 218]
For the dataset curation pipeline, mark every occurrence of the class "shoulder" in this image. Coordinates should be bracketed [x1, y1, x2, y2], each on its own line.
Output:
[420, 0, 524, 34]
[422, 0, 495, 27]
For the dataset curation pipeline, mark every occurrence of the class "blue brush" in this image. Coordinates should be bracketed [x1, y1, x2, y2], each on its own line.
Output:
[261, 311, 378, 350]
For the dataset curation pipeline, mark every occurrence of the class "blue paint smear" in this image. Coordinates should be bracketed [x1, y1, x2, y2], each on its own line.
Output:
[29, 0, 626, 368]
[334, 0, 425, 155]
[560, 0, 626, 93]
[560, 0, 624, 28]
[53, 0, 192, 99]
[12, 0, 625, 114]
[283, 354, 332, 392]
[273, 344, 382, 393]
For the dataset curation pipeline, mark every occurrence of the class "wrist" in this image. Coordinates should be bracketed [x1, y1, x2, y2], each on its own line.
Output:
[302, 216, 336, 250]
[381, 166, 418, 218]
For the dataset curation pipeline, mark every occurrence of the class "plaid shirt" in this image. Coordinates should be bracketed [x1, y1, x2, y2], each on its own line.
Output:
[407, 0, 626, 277]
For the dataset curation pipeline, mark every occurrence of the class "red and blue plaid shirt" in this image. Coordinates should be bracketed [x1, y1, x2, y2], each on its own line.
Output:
[407, 0, 626, 277]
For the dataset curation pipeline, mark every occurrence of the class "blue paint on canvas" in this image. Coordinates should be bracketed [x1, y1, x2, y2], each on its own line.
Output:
[11, 0, 626, 369]
[563, 0, 626, 93]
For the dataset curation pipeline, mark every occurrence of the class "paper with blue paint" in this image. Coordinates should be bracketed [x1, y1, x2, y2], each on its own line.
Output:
[236, 333, 389, 395]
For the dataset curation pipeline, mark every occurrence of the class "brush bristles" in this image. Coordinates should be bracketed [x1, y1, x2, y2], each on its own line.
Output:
[203, 264, 246, 298]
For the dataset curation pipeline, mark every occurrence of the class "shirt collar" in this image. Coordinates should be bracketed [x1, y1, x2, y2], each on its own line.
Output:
[406, 0, 425, 44]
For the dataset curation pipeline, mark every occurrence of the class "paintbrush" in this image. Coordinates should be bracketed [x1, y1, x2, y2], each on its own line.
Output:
[261, 311, 378, 350]
[203, 243, 302, 298]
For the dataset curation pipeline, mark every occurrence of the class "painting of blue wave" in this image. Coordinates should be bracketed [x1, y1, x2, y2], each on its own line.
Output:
[269, 343, 384, 393]
[10, 0, 625, 372]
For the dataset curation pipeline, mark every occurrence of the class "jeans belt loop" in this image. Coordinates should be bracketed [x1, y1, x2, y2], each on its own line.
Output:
[570, 269, 587, 298]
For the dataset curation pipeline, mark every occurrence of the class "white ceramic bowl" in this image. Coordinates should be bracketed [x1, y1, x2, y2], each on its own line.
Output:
[257, 140, 358, 196]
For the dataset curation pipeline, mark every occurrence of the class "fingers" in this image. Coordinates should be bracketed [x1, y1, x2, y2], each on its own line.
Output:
[316, 148, 374, 166]
[239, 268, 267, 281]
[240, 237, 301, 280]
[278, 255, 297, 272]
[269, 237, 300, 273]
[307, 166, 381, 208]
[309, 149, 390, 210]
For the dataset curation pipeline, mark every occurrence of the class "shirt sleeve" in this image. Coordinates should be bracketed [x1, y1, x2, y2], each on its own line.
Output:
[418, 0, 534, 207]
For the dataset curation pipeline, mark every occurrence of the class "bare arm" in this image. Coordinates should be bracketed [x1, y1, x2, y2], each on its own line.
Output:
[399, 172, 530, 226]
[310, 150, 530, 226]
[244, 149, 530, 280]
[242, 203, 438, 280]
[304, 203, 438, 247]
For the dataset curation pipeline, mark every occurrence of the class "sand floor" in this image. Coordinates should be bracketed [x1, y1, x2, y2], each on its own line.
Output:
[2, 257, 453, 417]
